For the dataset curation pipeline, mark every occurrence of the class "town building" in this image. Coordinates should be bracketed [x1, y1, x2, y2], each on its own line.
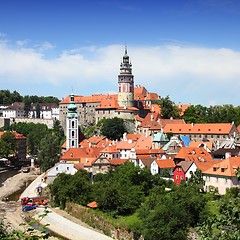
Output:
[163, 122, 239, 146]
[59, 48, 159, 133]
[203, 156, 240, 194]
[0, 131, 27, 161]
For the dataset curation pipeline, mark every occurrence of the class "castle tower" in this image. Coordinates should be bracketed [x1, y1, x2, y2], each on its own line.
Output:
[118, 46, 134, 107]
[66, 94, 79, 150]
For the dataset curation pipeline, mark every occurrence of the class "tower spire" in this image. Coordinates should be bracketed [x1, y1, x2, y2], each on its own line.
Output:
[118, 47, 134, 107]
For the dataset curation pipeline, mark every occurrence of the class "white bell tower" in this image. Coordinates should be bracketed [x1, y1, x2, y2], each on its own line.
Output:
[66, 94, 79, 150]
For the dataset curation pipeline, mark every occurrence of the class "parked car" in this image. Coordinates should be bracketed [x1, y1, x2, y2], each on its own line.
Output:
[22, 205, 36, 211]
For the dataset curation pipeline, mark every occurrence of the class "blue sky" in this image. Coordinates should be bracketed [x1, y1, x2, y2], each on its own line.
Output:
[1, 0, 240, 106]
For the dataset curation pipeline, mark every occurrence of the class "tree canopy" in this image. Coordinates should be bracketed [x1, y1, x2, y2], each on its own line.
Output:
[99, 117, 126, 140]
[157, 96, 181, 119]
[182, 104, 240, 125]
[199, 188, 240, 240]
[0, 131, 16, 158]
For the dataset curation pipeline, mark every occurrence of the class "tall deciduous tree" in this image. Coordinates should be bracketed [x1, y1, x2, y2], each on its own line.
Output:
[157, 96, 181, 119]
[199, 188, 240, 240]
[0, 131, 16, 158]
[100, 117, 126, 140]
[37, 132, 61, 172]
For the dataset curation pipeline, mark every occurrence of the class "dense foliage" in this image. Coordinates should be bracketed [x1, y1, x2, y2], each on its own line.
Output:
[49, 163, 214, 239]
[157, 95, 181, 119]
[182, 104, 240, 125]
[6, 121, 64, 170]
[199, 188, 240, 240]
[99, 117, 126, 140]
[137, 183, 208, 240]
[0, 131, 16, 158]
[0, 89, 59, 105]
[50, 170, 93, 209]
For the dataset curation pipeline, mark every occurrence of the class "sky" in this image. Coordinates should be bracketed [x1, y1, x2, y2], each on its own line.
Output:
[1, 0, 240, 106]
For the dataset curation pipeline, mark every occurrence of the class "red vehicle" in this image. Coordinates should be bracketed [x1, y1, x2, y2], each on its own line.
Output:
[21, 196, 49, 206]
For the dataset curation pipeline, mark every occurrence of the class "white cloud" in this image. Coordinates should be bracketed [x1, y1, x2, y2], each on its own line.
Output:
[0, 41, 240, 106]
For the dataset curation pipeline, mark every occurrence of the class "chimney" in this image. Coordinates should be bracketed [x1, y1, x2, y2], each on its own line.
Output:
[225, 152, 231, 159]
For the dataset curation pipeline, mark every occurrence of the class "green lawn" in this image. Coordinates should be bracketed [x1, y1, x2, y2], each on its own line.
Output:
[117, 212, 140, 228]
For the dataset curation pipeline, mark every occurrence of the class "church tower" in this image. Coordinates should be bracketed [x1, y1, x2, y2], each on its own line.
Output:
[118, 47, 134, 107]
[66, 94, 79, 150]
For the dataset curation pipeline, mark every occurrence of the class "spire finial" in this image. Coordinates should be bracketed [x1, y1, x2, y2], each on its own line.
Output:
[125, 44, 127, 55]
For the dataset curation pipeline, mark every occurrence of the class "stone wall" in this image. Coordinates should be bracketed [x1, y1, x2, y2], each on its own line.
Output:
[10, 117, 54, 129]
[65, 202, 142, 240]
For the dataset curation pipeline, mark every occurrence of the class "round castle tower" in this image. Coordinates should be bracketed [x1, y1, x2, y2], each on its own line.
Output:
[118, 47, 134, 108]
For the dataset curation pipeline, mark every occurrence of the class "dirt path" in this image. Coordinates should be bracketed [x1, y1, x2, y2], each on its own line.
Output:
[0, 170, 113, 239]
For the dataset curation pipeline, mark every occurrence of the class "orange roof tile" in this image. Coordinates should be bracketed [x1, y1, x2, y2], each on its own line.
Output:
[188, 141, 213, 151]
[96, 97, 119, 109]
[176, 103, 191, 116]
[203, 156, 240, 177]
[60, 94, 118, 104]
[101, 144, 119, 153]
[175, 147, 212, 160]
[164, 123, 236, 135]
[87, 201, 98, 208]
[125, 133, 141, 142]
[116, 140, 136, 150]
[109, 159, 128, 165]
[0, 131, 26, 139]
[134, 135, 152, 150]
[156, 159, 175, 168]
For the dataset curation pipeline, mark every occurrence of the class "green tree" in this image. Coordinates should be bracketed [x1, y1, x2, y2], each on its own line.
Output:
[157, 95, 181, 119]
[187, 169, 205, 192]
[182, 104, 208, 123]
[100, 117, 126, 140]
[138, 184, 208, 240]
[0, 131, 16, 158]
[36, 102, 41, 118]
[37, 132, 61, 173]
[199, 188, 240, 240]
[23, 96, 31, 118]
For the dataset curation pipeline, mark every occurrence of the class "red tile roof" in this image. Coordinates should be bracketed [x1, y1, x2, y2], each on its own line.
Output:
[87, 201, 98, 208]
[134, 135, 152, 150]
[203, 156, 240, 177]
[0, 131, 26, 139]
[156, 159, 175, 168]
[164, 123, 236, 135]
[174, 147, 219, 171]
[109, 159, 128, 165]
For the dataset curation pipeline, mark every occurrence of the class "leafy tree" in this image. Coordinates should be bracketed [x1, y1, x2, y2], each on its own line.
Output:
[138, 184, 208, 240]
[50, 170, 93, 209]
[37, 131, 61, 173]
[0, 131, 16, 158]
[182, 104, 208, 123]
[187, 169, 205, 192]
[199, 188, 240, 240]
[52, 120, 65, 145]
[36, 102, 41, 118]
[23, 95, 31, 118]
[100, 117, 126, 140]
[157, 95, 181, 119]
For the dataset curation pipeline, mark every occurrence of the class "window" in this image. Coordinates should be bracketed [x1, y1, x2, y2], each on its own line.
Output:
[72, 131, 75, 137]
[72, 121, 75, 128]
[176, 175, 179, 179]
[67, 167, 69, 170]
